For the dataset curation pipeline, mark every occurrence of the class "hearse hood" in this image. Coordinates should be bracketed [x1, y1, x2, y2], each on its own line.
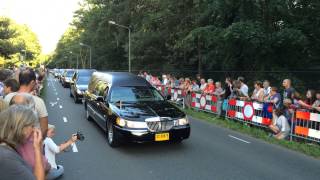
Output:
[110, 101, 185, 120]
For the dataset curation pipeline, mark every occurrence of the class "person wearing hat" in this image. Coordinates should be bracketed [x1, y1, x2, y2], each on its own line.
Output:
[44, 124, 78, 180]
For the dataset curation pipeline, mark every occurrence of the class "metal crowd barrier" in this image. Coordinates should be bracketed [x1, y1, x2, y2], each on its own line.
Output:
[291, 109, 320, 142]
[225, 99, 273, 128]
[191, 92, 219, 115]
[155, 85, 186, 107]
[155, 84, 320, 143]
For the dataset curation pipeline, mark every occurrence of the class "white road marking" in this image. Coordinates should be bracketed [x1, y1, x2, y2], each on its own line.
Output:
[63, 117, 68, 123]
[59, 105, 63, 109]
[55, 92, 58, 95]
[49, 102, 57, 107]
[71, 143, 78, 152]
[228, 135, 251, 144]
[57, 98, 60, 101]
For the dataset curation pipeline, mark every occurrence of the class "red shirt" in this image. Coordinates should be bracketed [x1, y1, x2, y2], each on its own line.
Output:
[204, 84, 215, 94]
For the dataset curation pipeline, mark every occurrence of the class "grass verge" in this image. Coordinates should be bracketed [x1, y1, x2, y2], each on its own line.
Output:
[184, 108, 320, 158]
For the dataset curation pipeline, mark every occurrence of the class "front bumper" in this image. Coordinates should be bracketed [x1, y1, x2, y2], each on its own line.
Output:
[114, 125, 190, 143]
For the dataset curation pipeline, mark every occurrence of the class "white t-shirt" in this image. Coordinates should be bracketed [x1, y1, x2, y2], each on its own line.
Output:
[275, 115, 290, 132]
[44, 137, 60, 169]
[4, 92, 48, 118]
[240, 84, 249, 97]
[200, 83, 207, 91]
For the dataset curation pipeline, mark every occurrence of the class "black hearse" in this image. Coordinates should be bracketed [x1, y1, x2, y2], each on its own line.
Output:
[84, 72, 190, 147]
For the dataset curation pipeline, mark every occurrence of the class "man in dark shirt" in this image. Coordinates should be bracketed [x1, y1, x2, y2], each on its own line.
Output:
[282, 79, 295, 101]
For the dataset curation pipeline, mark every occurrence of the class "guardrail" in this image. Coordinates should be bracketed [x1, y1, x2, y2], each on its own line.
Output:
[154, 85, 320, 143]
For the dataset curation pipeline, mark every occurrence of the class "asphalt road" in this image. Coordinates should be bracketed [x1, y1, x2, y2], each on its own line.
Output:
[45, 75, 320, 180]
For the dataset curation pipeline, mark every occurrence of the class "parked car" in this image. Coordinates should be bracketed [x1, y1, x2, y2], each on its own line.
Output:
[70, 69, 96, 103]
[84, 72, 190, 147]
[61, 69, 75, 88]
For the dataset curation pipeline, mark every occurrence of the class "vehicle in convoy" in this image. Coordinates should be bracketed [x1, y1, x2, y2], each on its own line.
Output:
[61, 69, 75, 88]
[57, 69, 65, 81]
[84, 72, 190, 147]
[70, 69, 96, 103]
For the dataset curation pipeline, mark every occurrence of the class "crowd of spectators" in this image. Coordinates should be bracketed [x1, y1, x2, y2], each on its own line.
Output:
[139, 71, 320, 140]
[0, 67, 76, 180]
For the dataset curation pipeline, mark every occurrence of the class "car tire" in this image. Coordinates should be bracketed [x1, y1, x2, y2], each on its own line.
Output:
[107, 122, 120, 147]
[74, 95, 80, 104]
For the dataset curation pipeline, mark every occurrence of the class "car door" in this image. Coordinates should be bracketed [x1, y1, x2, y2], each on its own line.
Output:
[92, 81, 108, 129]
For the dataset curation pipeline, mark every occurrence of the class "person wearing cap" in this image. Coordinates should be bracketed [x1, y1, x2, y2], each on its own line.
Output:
[44, 124, 78, 180]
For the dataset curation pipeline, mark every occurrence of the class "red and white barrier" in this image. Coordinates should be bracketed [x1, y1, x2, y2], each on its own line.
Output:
[226, 99, 272, 126]
[191, 93, 218, 113]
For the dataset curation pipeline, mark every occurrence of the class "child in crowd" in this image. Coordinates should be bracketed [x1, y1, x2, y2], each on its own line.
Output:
[3, 78, 19, 96]
[44, 124, 78, 180]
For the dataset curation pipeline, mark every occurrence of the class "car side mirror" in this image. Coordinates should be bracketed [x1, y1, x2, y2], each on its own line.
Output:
[166, 95, 171, 101]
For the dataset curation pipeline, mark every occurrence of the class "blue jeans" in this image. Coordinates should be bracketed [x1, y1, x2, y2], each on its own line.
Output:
[46, 165, 64, 180]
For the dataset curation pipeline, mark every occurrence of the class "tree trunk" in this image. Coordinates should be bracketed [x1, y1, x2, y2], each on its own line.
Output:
[197, 35, 202, 76]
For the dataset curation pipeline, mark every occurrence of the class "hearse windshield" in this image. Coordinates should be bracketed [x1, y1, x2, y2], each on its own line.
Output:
[77, 76, 91, 85]
[66, 71, 75, 77]
[110, 86, 164, 103]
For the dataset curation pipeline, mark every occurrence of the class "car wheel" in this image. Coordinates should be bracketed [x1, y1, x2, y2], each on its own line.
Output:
[107, 122, 120, 147]
[86, 107, 92, 121]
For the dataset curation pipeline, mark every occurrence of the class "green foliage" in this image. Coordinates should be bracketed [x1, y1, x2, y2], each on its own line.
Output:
[51, 0, 319, 89]
[0, 16, 41, 66]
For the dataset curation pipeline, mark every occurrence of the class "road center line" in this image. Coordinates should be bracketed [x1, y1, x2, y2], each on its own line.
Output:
[228, 135, 251, 144]
[59, 105, 63, 109]
[63, 117, 68, 122]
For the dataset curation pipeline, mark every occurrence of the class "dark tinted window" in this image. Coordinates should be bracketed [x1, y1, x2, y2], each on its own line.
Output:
[77, 76, 91, 85]
[78, 70, 94, 76]
[66, 70, 75, 77]
[110, 86, 164, 103]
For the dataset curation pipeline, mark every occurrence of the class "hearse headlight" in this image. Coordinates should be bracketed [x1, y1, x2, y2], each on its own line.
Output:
[126, 120, 148, 129]
[116, 117, 148, 128]
[116, 117, 126, 127]
[175, 117, 189, 126]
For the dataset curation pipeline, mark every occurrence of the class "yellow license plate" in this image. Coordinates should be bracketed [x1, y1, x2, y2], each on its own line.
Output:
[155, 133, 170, 141]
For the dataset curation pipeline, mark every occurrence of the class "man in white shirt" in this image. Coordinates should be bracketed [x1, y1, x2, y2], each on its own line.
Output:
[4, 69, 48, 136]
[238, 77, 249, 97]
[44, 124, 78, 180]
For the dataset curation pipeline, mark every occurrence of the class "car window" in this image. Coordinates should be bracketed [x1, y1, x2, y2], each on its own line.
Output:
[110, 86, 164, 103]
[77, 76, 91, 85]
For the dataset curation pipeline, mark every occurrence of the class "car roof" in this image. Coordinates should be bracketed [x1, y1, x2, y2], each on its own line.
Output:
[93, 72, 152, 87]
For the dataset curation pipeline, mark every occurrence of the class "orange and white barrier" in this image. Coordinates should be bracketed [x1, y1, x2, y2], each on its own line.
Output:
[292, 110, 320, 141]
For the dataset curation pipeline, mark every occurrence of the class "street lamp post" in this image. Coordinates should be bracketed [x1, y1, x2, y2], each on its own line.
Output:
[79, 43, 92, 69]
[21, 49, 27, 61]
[108, 20, 131, 72]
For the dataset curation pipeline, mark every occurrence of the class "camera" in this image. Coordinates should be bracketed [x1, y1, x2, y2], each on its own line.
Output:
[76, 131, 85, 141]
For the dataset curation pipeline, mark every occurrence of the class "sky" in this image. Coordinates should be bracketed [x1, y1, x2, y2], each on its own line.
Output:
[0, 0, 82, 54]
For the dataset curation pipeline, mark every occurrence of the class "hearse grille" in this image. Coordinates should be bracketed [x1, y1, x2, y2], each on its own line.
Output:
[145, 118, 174, 132]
